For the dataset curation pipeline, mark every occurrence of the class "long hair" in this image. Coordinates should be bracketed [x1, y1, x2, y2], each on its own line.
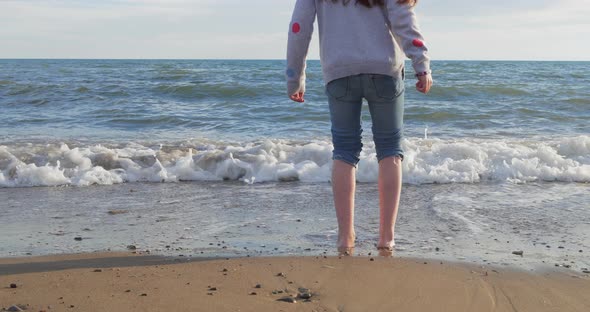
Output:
[326, 0, 417, 8]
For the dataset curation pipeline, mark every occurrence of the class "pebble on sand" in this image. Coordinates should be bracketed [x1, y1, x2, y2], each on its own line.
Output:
[512, 250, 524, 256]
[127, 245, 137, 250]
[297, 288, 312, 299]
[277, 296, 297, 303]
[74, 237, 83, 241]
[9, 283, 17, 288]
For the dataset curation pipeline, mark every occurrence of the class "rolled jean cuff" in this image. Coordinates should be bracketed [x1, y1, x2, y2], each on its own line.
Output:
[333, 153, 360, 167]
[377, 150, 404, 162]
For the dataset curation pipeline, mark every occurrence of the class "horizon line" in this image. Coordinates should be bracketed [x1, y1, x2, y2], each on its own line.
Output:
[1, 58, 589, 62]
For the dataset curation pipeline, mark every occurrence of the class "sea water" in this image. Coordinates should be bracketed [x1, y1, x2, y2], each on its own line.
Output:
[0, 60, 588, 271]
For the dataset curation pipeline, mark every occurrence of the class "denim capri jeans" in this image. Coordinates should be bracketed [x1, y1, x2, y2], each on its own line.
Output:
[325, 73, 405, 167]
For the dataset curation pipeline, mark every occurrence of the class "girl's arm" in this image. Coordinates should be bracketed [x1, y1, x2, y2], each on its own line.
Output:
[286, 0, 316, 102]
[386, 0, 431, 78]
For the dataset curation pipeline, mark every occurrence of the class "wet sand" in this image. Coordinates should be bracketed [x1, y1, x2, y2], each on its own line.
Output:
[3, 181, 589, 273]
[1, 253, 589, 312]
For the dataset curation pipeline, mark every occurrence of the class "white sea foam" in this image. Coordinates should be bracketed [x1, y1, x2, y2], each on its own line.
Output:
[1, 136, 589, 188]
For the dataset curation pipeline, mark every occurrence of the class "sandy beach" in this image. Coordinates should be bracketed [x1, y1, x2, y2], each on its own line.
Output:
[1, 253, 589, 312]
[2, 0, 590, 310]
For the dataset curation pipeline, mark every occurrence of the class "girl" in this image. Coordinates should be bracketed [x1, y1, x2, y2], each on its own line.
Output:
[286, 0, 432, 256]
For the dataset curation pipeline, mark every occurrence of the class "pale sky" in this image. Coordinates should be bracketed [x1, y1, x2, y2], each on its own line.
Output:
[1, 0, 589, 60]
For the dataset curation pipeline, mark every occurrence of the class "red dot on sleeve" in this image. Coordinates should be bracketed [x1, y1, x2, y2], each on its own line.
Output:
[412, 39, 424, 48]
[292, 23, 301, 34]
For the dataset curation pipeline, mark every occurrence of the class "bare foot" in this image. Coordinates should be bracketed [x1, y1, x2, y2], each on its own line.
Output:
[377, 246, 394, 257]
[377, 239, 395, 257]
[337, 233, 356, 256]
[338, 247, 355, 256]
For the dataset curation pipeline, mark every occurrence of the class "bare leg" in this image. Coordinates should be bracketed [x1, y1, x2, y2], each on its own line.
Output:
[378, 156, 402, 249]
[332, 160, 356, 249]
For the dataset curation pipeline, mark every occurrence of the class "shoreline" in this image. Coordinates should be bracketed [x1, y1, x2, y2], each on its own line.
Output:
[0, 250, 588, 276]
[3, 181, 589, 274]
[1, 252, 589, 312]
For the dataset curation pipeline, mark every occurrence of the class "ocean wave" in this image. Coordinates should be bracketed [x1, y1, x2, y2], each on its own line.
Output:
[1, 136, 589, 188]
[6, 85, 38, 96]
[429, 85, 530, 98]
[153, 83, 268, 99]
[565, 98, 590, 105]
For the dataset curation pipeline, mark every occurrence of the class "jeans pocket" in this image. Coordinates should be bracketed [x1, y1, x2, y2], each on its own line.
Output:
[371, 74, 404, 100]
[325, 77, 349, 100]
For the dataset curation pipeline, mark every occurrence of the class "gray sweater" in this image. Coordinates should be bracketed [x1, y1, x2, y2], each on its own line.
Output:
[286, 0, 431, 96]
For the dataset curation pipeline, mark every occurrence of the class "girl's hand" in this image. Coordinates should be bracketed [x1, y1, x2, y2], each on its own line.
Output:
[290, 92, 305, 103]
[416, 74, 433, 94]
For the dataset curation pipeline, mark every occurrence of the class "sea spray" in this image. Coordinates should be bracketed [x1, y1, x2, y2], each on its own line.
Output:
[1, 136, 589, 187]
